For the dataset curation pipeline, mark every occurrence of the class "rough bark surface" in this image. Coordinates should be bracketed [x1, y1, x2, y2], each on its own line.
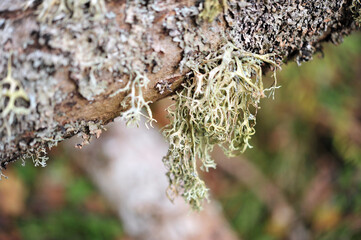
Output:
[0, 0, 357, 166]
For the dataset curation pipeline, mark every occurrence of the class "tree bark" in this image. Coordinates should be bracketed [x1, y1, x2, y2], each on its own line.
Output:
[0, 0, 357, 166]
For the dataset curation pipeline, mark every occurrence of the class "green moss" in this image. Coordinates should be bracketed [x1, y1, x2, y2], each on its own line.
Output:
[163, 42, 279, 210]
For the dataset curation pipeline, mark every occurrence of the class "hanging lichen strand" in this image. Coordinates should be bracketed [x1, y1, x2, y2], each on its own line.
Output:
[163, 42, 279, 210]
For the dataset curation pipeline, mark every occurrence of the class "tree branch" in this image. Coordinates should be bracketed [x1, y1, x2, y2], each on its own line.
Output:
[0, 0, 357, 167]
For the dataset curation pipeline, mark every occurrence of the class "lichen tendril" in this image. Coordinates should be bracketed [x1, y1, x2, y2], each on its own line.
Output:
[163, 42, 280, 210]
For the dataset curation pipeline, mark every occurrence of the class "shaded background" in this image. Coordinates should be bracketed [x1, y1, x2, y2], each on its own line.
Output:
[0, 32, 360, 240]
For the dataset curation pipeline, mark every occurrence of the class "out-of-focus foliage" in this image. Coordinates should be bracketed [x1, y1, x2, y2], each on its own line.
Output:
[214, 33, 361, 239]
[0, 150, 123, 240]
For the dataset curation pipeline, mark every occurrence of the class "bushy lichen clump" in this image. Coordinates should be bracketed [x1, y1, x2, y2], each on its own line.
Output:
[351, 0, 361, 24]
[163, 42, 279, 210]
[31, 0, 156, 126]
[110, 71, 155, 128]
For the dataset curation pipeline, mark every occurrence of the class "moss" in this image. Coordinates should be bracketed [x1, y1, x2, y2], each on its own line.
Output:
[163, 42, 279, 210]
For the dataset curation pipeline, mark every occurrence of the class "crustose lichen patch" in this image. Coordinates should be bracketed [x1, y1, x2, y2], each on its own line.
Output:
[33, 0, 108, 22]
[0, 56, 31, 179]
[163, 42, 280, 210]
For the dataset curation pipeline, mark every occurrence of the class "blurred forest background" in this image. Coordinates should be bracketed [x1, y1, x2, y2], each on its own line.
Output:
[0, 32, 360, 240]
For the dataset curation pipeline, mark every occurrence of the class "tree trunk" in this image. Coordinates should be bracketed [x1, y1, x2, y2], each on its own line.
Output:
[0, 0, 357, 167]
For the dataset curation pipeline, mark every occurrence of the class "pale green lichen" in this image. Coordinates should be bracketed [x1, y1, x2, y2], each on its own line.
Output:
[21, 147, 49, 168]
[351, 0, 361, 24]
[199, 0, 227, 22]
[111, 70, 155, 128]
[163, 42, 279, 210]
[0, 56, 31, 140]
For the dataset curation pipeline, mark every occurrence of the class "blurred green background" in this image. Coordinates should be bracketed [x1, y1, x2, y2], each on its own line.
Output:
[0, 32, 360, 240]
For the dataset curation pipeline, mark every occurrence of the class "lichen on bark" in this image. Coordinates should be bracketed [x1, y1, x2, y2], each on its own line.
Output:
[163, 42, 279, 210]
[161, 0, 357, 209]
[0, 0, 358, 209]
[0, 0, 164, 167]
[351, 0, 361, 24]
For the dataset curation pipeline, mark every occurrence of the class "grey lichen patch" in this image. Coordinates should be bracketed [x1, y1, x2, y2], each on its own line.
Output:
[33, 0, 107, 22]
[72, 120, 106, 149]
[223, 1, 352, 64]
[35, 0, 161, 122]
[1, 0, 165, 168]
[163, 5, 223, 71]
[77, 70, 108, 101]
[165, 1, 353, 71]
[0, 16, 70, 164]
[0, 0, 24, 12]
[1, 0, 169, 172]
[351, 0, 361, 24]
[163, 42, 279, 210]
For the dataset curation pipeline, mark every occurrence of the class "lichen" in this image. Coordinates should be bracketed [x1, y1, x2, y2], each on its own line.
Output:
[110, 70, 155, 127]
[351, 0, 361, 24]
[21, 147, 49, 168]
[0, 0, 163, 171]
[160, 0, 357, 209]
[0, 55, 31, 179]
[199, 0, 226, 22]
[0, 55, 31, 139]
[163, 42, 279, 210]
[33, 0, 107, 22]
[34, 0, 158, 123]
